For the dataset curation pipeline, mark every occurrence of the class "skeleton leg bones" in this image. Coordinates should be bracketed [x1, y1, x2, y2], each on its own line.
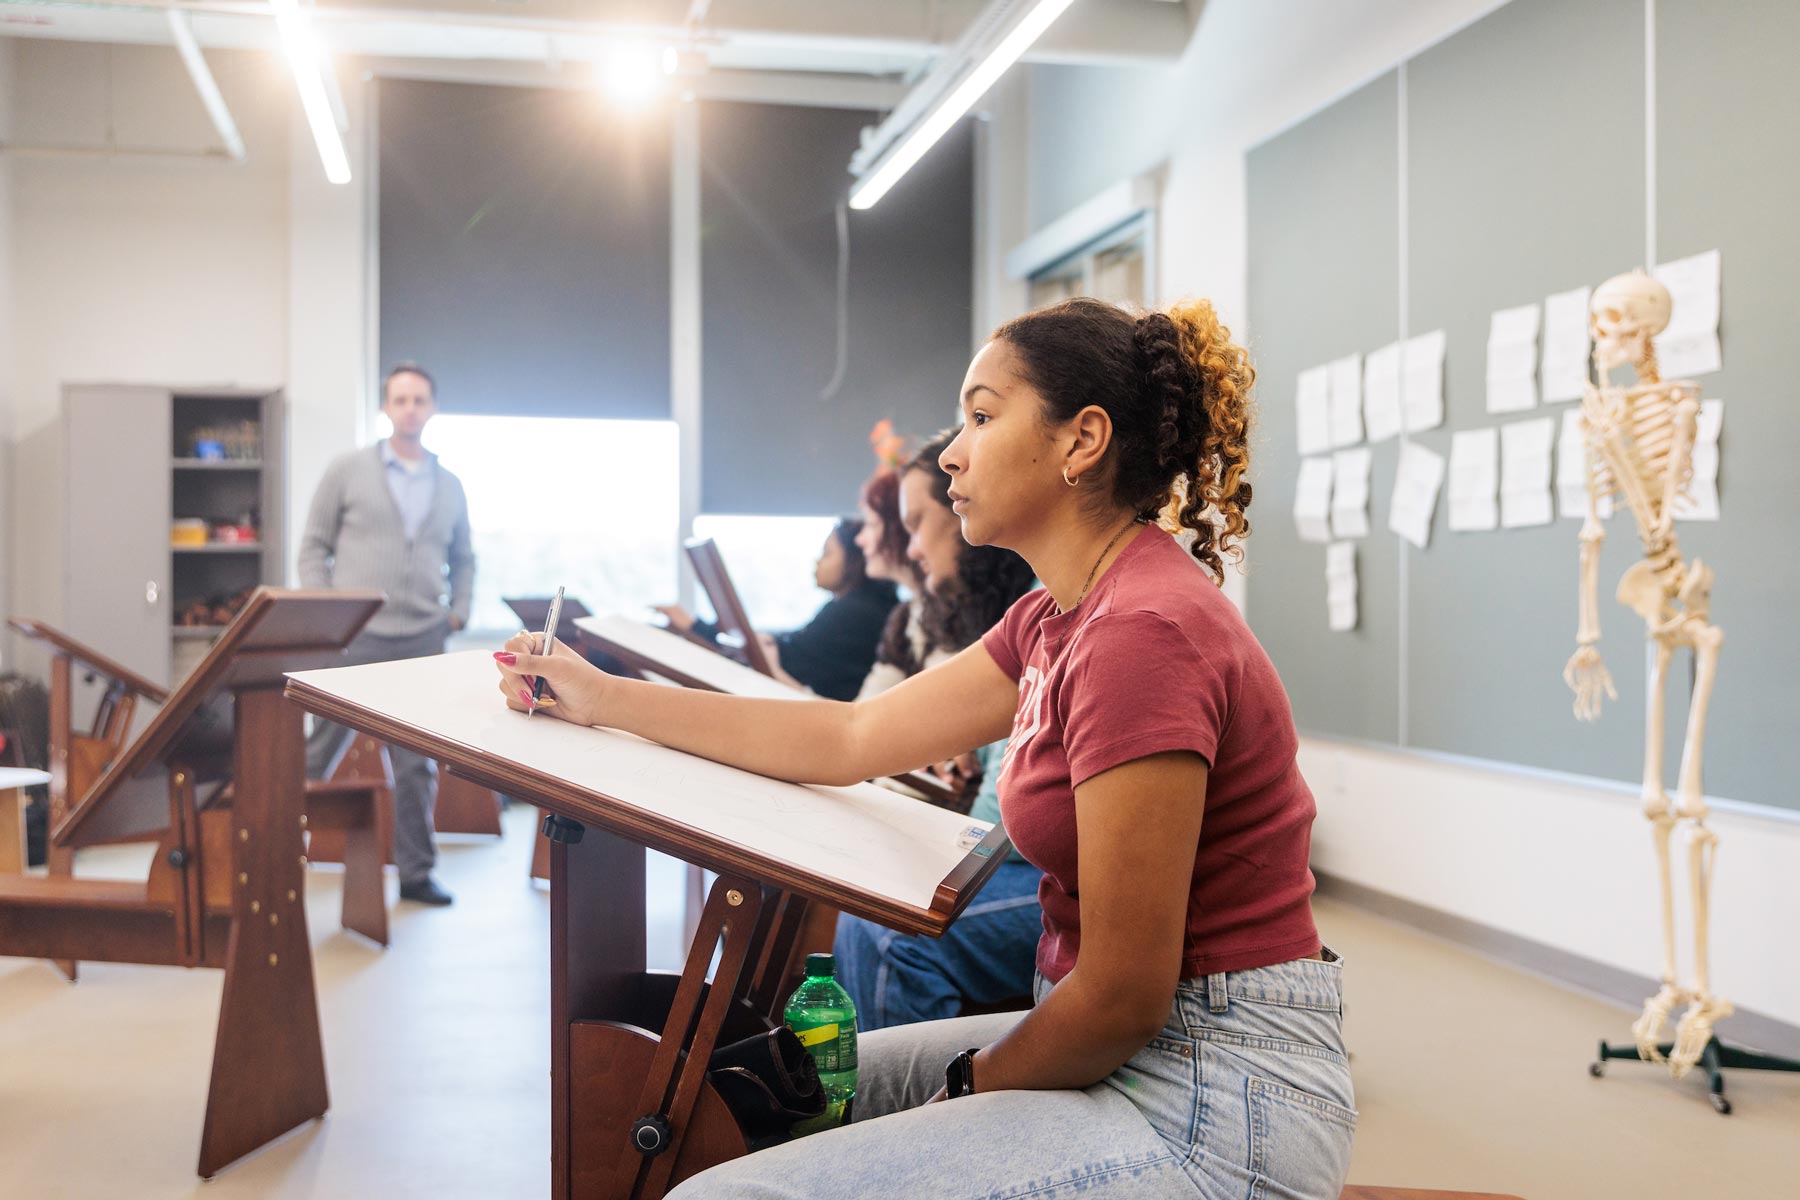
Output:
[1631, 637, 1685, 1064]
[1670, 621, 1730, 1077]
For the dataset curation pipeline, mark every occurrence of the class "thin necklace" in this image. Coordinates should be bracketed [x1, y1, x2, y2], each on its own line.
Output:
[1060, 518, 1140, 615]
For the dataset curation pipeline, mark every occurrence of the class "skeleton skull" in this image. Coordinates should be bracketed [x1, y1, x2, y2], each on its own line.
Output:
[1590, 270, 1673, 373]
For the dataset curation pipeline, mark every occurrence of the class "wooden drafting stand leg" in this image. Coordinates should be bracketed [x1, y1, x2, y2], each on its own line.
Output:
[198, 685, 329, 1177]
[552, 811, 815, 1200]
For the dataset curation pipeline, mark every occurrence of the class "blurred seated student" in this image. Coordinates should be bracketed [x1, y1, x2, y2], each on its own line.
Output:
[656, 517, 897, 702]
[835, 430, 1042, 1029]
[851, 462, 933, 700]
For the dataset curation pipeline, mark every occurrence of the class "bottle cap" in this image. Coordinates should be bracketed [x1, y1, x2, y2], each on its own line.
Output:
[804, 953, 835, 977]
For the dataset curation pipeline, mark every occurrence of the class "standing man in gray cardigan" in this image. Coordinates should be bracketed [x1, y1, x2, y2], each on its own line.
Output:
[299, 363, 475, 906]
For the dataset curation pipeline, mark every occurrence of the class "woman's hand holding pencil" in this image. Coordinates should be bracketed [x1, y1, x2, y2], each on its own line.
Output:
[493, 634, 612, 727]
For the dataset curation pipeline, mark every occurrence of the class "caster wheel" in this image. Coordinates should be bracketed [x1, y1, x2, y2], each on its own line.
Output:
[1588, 1062, 1604, 1078]
[1709, 1094, 1731, 1115]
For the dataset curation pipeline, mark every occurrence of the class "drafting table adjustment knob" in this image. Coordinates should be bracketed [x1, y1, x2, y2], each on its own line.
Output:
[541, 813, 586, 844]
[629, 1114, 672, 1156]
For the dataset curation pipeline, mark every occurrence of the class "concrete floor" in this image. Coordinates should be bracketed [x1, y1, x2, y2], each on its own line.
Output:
[1, 804, 1794, 1199]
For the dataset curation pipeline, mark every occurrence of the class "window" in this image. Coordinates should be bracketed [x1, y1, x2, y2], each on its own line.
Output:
[408, 415, 681, 633]
[689, 514, 839, 633]
[1026, 218, 1153, 311]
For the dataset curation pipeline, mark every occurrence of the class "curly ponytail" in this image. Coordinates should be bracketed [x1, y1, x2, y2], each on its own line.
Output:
[1153, 299, 1254, 581]
[991, 296, 1256, 584]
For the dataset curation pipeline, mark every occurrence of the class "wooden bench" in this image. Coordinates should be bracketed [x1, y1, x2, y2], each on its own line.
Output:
[0, 588, 383, 1178]
[7, 616, 395, 951]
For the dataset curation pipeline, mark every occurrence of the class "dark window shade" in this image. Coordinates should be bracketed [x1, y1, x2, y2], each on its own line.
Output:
[379, 79, 671, 420]
[700, 102, 974, 515]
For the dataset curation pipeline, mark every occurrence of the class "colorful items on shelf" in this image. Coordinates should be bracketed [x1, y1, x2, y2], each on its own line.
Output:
[175, 588, 255, 628]
[185, 420, 261, 461]
[170, 518, 260, 546]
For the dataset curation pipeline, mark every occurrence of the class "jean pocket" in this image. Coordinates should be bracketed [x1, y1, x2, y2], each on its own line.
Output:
[1246, 1076, 1356, 1200]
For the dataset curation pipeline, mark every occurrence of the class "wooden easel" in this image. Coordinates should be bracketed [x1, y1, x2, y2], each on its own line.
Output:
[0, 589, 384, 1177]
[580, 596, 965, 972]
[7, 616, 393, 950]
[304, 733, 504, 867]
[683, 537, 780, 677]
[285, 651, 1007, 1200]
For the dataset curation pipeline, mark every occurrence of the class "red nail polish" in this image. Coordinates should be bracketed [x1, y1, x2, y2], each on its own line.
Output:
[518, 688, 533, 704]
[493, 651, 517, 665]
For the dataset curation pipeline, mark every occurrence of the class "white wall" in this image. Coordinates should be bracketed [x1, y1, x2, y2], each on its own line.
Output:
[0, 38, 16, 648]
[1, 39, 368, 675]
[998, 0, 1800, 1031]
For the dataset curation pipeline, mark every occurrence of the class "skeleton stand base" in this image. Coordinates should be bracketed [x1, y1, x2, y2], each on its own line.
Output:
[1590, 1035, 1800, 1115]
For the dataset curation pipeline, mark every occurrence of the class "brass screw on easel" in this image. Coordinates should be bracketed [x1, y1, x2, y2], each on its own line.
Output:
[726, 890, 744, 907]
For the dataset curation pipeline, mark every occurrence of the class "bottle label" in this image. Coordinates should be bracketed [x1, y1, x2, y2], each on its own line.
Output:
[794, 1021, 857, 1075]
[796, 1023, 839, 1049]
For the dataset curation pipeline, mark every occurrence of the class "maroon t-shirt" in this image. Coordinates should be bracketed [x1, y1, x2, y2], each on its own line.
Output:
[982, 525, 1320, 984]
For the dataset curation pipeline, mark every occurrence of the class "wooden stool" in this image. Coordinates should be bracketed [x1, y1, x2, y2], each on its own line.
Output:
[0, 767, 50, 873]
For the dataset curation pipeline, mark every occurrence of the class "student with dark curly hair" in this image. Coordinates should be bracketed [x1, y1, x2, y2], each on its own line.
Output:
[498, 297, 1350, 1199]
[834, 430, 1041, 1029]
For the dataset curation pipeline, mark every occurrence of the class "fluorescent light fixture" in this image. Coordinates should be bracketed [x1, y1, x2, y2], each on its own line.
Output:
[167, 11, 246, 162]
[270, 0, 351, 184]
[849, 0, 1076, 211]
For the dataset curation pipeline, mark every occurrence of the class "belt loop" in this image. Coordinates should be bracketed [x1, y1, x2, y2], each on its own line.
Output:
[1205, 972, 1228, 1013]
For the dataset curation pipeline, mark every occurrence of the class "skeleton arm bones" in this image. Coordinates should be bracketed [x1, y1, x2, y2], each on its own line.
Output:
[1564, 403, 1617, 720]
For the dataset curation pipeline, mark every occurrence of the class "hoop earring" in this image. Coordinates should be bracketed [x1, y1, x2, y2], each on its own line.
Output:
[1062, 466, 1080, 487]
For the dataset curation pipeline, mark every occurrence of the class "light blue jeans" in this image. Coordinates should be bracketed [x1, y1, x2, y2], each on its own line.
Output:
[834, 859, 1044, 1030]
[668, 949, 1355, 1199]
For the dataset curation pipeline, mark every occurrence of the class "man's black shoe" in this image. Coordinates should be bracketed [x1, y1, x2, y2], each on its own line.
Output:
[399, 876, 454, 906]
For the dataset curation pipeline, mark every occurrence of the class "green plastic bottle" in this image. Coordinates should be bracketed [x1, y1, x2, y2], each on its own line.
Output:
[783, 952, 858, 1135]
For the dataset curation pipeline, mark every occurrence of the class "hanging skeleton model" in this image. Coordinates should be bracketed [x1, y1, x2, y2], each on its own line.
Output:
[1564, 269, 1728, 1083]
[1561, 269, 1800, 1116]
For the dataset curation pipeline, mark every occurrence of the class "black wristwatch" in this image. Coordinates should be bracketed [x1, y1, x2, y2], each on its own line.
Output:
[945, 1047, 980, 1099]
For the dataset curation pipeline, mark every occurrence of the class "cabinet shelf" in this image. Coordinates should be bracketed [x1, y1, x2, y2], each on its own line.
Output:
[171, 625, 228, 640]
[173, 458, 263, 471]
[173, 543, 262, 554]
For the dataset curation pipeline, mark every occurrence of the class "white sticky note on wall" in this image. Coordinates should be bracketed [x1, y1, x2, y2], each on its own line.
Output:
[1296, 367, 1331, 456]
[1448, 427, 1499, 532]
[1328, 354, 1364, 448]
[1388, 441, 1446, 550]
[1294, 456, 1334, 544]
[1363, 342, 1404, 443]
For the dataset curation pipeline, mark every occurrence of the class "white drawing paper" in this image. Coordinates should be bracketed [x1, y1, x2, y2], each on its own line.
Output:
[1653, 249, 1722, 378]
[1325, 541, 1358, 633]
[1499, 416, 1556, 528]
[1486, 303, 1541, 414]
[1448, 427, 1500, 532]
[1328, 353, 1364, 448]
[1388, 441, 1446, 550]
[574, 614, 803, 701]
[1541, 286, 1592, 403]
[1294, 456, 1334, 544]
[1363, 342, 1404, 443]
[1296, 366, 1332, 456]
[1402, 329, 1447, 433]
[287, 652, 988, 912]
[1330, 447, 1373, 539]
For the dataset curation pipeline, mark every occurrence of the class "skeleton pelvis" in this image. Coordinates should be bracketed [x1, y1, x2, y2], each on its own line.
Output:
[1616, 560, 1671, 621]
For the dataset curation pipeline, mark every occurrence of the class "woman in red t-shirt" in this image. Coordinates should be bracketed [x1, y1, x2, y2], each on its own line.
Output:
[497, 297, 1354, 1199]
